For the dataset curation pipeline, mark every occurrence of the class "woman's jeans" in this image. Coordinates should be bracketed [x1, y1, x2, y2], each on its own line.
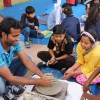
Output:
[0, 55, 33, 95]
[21, 27, 44, 42]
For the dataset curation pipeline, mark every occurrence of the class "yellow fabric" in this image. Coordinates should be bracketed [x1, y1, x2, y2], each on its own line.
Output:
[76, 42, 100, 78]
[41, 30, 51, 36]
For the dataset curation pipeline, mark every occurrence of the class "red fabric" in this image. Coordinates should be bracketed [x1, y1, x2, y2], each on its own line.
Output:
[3, 0, 11, 7]
[66, 0, 75, 4]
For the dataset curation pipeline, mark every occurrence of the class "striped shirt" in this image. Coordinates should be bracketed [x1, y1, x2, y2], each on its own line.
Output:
[0, 42, 22, 68]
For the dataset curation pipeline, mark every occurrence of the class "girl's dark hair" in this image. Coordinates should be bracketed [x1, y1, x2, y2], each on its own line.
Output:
[53, 24, 66, 34]
[25, 6, 35, 14]
[81, 29, 98, 43]
[64, 6, 73, 16]
[0, 17, 22, 38]
[87, 2, 100, 25]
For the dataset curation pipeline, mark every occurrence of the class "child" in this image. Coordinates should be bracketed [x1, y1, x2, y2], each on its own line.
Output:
[37, 24, 75, 73]
[85, 3, 100, 41]
[47, 3, 70, 30]
[63, 29, 100, 85]
[81, 67, 100, 100]
[61, 6, 81, 41]
[21, 6, 44, 48]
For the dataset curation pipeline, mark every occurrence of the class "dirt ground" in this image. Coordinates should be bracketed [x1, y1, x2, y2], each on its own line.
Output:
[20, 41, 48, 77]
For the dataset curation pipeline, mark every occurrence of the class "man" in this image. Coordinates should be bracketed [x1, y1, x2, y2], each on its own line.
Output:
[47, 3, 70, 30]
[0, 17, 52, 100]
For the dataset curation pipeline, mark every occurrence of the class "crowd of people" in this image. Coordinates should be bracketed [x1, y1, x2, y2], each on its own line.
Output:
[0, 0, 100, 100]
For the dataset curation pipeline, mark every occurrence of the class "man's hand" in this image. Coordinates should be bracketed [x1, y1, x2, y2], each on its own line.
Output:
[37, 77, 55, 86]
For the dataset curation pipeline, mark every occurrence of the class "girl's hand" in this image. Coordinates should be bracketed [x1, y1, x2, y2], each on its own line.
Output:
[63, 71, 74, 80]
[66, 67, 73, 73]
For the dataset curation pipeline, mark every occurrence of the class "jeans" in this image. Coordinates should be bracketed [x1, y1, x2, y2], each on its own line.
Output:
[0, 54, 33, 95]
[21, 27, 44, 42]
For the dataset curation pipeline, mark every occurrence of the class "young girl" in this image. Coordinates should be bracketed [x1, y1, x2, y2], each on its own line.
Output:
[85, 2, 100, 41]
[81, 67, 100, 100]
[63, 29, 100, 85]
[37, 24, 75, 72]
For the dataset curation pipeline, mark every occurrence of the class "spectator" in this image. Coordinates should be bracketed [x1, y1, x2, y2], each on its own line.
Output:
[21, 6, 44, 48]
[47, 3, 70, 30]
[62, 6, 80, 41]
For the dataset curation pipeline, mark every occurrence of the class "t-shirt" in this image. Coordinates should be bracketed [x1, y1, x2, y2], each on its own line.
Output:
[47, 34, 74, 57]
[0, 42, 22, 68]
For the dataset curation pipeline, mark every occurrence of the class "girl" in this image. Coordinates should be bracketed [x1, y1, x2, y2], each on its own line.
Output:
[85, 3, 100, 41]
[81, 67, 100, 100]
[63, 29, 100, 85]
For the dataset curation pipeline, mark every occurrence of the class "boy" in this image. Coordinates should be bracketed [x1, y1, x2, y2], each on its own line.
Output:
[21, 6, 44, 48]
[37, 24, 75, 73]
[47, 3, 70, 31]
[61, 6, 80, 41]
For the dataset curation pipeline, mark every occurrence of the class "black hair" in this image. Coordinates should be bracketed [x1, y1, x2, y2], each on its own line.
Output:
[64, 6, 73, 16]
[0, 17, 22, 38]
[25, 6, 35, 14]
[53, 24, 66, 34]
[62, 3, 70, 8]
[81, 29, 98, 43]
[87, 2, 100, 25]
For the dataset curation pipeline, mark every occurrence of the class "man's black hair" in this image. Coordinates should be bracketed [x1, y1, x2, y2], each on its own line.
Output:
[0, 17, 22, 38]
